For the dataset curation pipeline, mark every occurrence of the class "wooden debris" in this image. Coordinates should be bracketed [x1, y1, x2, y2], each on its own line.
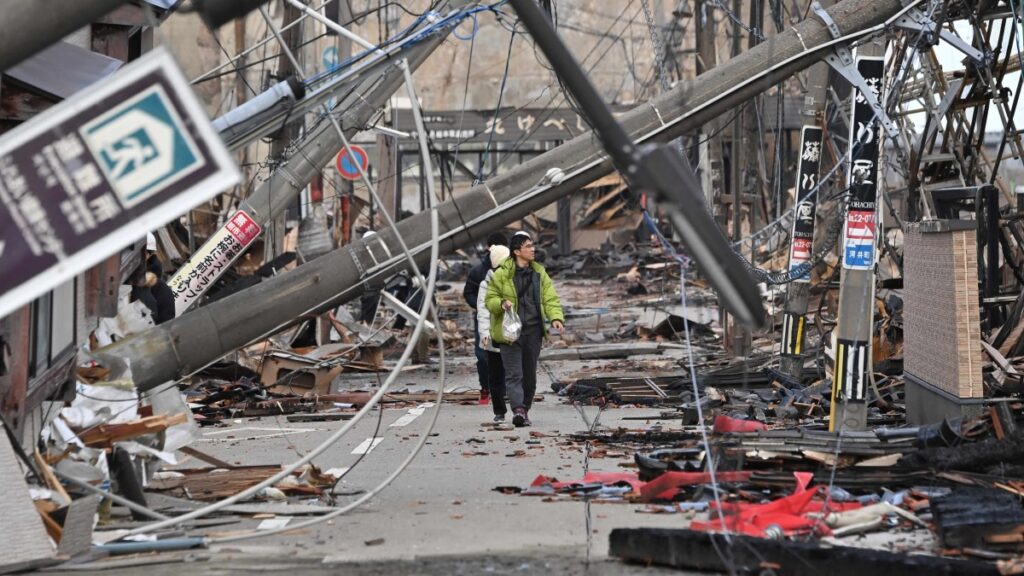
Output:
[33, 450, 70, 504]
[178, 446, 234, 469]
[76, 413, 188, 447]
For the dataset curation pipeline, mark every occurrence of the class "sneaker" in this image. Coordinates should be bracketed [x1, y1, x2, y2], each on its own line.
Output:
[512, 408, 527, 428]
[522, 412, 532, 427]
[493, 414, 505, 423]
[479, 390, 490, 405]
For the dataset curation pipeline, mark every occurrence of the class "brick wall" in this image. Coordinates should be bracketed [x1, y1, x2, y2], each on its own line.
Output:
[904, 223, 983, 398]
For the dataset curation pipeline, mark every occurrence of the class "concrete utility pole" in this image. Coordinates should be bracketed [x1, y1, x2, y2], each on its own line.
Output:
[829, 38, 887, 432]
[778, 0, 836, 381]
[181, 36, 446, 271]
[695, 0, 730, 327]
[103, 0, 914, 391]
[234, 13, 251, 185]
[725, 0, 762, 355]
[0, 0, 127, 72]
[267, 2, 303, 258]
[333, 1, 358, 242]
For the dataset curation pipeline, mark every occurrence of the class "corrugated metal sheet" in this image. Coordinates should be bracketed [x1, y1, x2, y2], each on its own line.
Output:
[0, 431, 54, 571]
[758, 95, 808, 130]
[5, 41, 122, 100]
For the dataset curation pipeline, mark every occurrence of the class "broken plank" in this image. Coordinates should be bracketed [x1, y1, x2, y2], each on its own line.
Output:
[33, 450, 70, 504]
[178, 446, 234, 469]
[77, 413, 188, 447]
[285, 413, 353, 423]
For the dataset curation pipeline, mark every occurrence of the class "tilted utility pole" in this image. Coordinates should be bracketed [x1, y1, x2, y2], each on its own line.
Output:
[778, 0, 837, 382]
[102, 0, 916, 391]
[267, 1, 303, 258]
[829, 38, 887, 432]
[168, 34, 447, 314]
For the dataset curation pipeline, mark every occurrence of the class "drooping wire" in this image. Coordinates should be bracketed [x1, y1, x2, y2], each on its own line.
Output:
[640, 210, 739, 573]
[476, 26, 518, 183]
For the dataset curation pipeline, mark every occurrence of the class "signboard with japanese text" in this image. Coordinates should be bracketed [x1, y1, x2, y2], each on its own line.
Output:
[167, 210, 260, 315]
[841, 56, 885, 271]
[787, 126, 823, 282]
[391, 107, 631, 144]
[0, 48, 239, 320]
[843, 209, 877, 269]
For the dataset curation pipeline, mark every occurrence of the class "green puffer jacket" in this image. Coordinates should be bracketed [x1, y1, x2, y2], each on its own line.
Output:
[484, 257, 565, 345]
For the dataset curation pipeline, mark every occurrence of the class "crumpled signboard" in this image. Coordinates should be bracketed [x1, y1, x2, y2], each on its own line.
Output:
[0, 47, 238, 320]
[168, 210, 260, 315]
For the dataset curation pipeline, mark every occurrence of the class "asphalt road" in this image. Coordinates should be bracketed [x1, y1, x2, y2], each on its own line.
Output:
[43, 354, 700, 575]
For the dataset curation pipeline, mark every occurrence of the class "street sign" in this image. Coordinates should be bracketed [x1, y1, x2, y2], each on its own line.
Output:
[843, 209, 877, 268]
[335, 145, 368, 181]
[841, 56, 884, 271]
[167, 210, 260, 315]
[0, 47, 239, 320]
[787, 125, 823, 282]
[322, 46, 339, 70]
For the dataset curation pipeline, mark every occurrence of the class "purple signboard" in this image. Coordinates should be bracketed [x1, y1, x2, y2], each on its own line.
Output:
[0, 48, 238, 320]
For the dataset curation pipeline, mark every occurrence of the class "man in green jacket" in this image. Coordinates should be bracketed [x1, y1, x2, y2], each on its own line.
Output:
[485, 233, 565, 427]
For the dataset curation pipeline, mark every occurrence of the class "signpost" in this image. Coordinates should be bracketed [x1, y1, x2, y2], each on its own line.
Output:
[391, 106, 630, 144]
[781, 125, 823, 360]
[787, 126, 823, 281]
[831, 52, 886, 432]
[335, 145, 368, 181]
[167, 210, 260, 315]
[0, 47, 239, 320]
[841, 56, 884, 272]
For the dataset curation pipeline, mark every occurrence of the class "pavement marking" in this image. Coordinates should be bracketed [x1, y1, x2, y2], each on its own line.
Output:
[389, 402, 435, 428]
[325, 467, 350, 478]
[352, 437, 384, 455]
[198, 426, 318, 442]
[203, 427, 318, 435]
[257, 517, 291, 530]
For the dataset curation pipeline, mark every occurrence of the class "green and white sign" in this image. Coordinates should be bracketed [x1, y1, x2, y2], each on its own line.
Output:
[82, 85, 205, 208]
[0, 47, 239, 321]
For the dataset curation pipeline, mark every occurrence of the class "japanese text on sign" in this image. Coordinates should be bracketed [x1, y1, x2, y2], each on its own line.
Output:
[167, 210, 261, 315]
[787, 126, 823, 282]
[0, 48, 238, 321]
[842, 57, 885, 270]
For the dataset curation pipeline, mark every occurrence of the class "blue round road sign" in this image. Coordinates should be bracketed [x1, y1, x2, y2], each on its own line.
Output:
[336, 145, 368, 181]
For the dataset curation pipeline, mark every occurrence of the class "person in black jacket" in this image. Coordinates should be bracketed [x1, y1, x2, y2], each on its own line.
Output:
[463, 232, 508, 405]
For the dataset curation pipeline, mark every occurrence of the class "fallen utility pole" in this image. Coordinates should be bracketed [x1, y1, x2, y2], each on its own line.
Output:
[104, 0, 920, 391]
[507, 0, 763, 324]
[168, 32, 447, 314]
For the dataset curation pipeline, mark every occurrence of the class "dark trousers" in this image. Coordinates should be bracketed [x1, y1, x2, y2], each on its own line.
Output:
[486, 350, 507, 416]
[500, 324, 543, 413]
[473, 320, 488, 392]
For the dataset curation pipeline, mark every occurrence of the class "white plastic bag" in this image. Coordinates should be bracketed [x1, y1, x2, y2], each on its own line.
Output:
[502, 309, 522, 342]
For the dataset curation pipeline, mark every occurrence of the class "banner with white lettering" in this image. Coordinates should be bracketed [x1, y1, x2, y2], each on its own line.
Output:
[841, 57, 885, 270]
[167, 210, 261, 315]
